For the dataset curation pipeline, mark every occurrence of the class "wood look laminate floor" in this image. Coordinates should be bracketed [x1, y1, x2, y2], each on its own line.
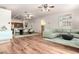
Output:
[0, 35, 79, 54]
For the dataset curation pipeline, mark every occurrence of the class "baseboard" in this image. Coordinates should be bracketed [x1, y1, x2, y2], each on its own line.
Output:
[0, 39, 10, 44]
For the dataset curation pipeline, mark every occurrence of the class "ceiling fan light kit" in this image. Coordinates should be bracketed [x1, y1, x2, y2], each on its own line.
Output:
[24, 12, 33, 20]
[38, 4, 54, 12]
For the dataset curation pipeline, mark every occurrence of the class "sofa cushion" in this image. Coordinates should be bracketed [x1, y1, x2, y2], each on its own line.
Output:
[43, 32, 59, 39]
[43, 28, 60, 39]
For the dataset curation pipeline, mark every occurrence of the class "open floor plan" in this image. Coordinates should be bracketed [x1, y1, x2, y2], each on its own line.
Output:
[0, 4, 79, 54]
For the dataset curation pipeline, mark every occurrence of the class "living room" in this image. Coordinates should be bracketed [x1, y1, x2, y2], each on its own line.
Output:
[0, 4, 79, 54]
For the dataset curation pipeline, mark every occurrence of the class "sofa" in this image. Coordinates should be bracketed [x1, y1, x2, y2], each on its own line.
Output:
[43, 28, 79, 48]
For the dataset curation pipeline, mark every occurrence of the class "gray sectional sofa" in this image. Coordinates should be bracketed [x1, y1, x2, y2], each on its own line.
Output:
[43, 29, 79, 48]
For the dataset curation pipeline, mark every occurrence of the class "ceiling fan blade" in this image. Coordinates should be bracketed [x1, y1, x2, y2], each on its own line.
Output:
[49, 6, 54, 8]
[38, 6, 42, 8]
[0, 6, 7, 9]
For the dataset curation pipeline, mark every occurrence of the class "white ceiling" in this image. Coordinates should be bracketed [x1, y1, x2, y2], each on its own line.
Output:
[0, 4, 79, 19]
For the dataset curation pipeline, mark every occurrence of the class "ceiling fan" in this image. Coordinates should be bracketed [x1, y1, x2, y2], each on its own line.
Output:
[38, 4, 54, 11]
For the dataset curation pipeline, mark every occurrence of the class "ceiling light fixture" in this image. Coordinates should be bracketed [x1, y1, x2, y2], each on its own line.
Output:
[24, 11, 33, 20]
[38, 4, 54, 12]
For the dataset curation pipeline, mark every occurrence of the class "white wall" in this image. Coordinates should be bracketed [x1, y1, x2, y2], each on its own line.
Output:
[32, 8, 79, 33]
